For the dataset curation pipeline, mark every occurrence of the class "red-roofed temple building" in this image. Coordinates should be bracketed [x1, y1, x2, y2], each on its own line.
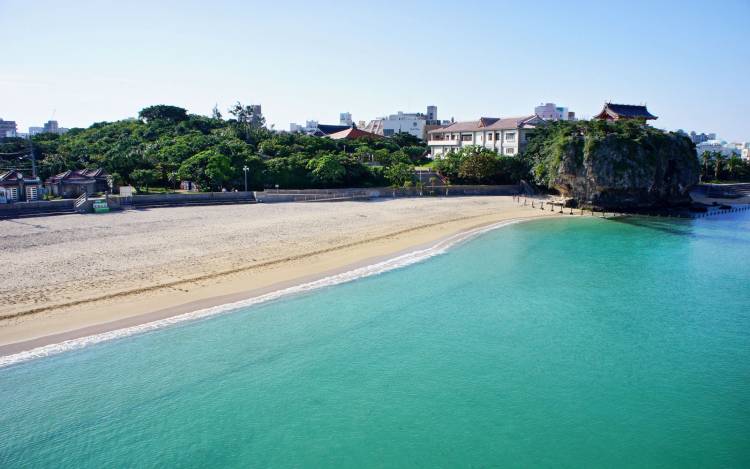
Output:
[594, 103, 657, 121]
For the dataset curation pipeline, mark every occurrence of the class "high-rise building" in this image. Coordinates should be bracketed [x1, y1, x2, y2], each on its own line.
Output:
[29, 120, 69, 136]
[0, 119, 17, 138]
[426, 106, 438, 122]
[339, 112, 353, 126]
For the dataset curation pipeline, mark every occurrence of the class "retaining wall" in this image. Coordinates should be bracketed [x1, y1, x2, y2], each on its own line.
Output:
[254, 185, 520, 203]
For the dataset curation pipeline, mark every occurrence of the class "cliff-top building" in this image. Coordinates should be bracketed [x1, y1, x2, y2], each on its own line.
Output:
[594, 103, 657, 121]
[427, 115, 544, 158]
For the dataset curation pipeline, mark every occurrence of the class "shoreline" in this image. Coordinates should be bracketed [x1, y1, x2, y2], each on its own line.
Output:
[0, 217, 546, 366]
[0, 199, 561, 364]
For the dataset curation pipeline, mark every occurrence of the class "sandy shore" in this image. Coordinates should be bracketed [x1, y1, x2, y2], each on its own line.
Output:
[0, 196, 557, 355]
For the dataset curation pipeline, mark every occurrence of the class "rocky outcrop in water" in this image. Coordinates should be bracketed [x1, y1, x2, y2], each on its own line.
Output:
[526, 121, 700, 210]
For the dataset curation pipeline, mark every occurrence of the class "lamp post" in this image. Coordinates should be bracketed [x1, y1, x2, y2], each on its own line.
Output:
[243, 165, 249, 192]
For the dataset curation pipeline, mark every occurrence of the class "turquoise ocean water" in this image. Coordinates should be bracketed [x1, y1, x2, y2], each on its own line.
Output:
[1, 213, 749, 468]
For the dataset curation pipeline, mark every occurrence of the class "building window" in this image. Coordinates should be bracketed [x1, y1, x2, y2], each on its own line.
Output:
[505, 132, 516, 142]
[25, 185, 38, 201]
[383, 129, 394, 136]
[505, 147, 515, 155]
[8, 187, 19, 201]
[461, 134, 473, 141]
[487, 133, 493, 141]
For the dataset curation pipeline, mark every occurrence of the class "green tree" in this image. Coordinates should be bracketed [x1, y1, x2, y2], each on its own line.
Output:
[714, 152, 726, 180]
[177, 150, 234, 191]
[306, 154, 346, 186]
[391, 132, 423, 147]
[130, 168, 159, 191]
[458, 149, 499, 183]
[138, 105, 188, 123]
[727, 154, 742, 180]
[433, 150, 463, 183]
[385, 162, 415, 187]
[228, 102, 265, 128]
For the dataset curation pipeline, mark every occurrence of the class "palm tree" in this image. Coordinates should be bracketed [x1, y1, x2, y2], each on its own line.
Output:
[714, 152, 726, 181]
[727, 155, 742, 180]
[700, 151, 712, 181]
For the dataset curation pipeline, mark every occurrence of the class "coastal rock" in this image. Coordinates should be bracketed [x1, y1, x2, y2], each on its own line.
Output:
[547, 125, 700, 210]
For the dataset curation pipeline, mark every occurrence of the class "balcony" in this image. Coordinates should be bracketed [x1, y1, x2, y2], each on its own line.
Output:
[427, 139, 460, 146]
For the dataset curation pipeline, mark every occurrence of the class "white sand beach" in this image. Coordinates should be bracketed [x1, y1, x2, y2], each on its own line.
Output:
[0, 196, 557, 353]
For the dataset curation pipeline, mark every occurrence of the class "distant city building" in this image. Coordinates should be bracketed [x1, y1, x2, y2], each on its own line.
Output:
[678, 130, 717, 145]
[339, 112, 353, 126]
[29, 120, 69, 136]
[0, 119, 17, 138]
[289, 120, 351, 136]
[534, 103, 575, 121]
[427, 115, 544, 158]
[363, 105, 442, 140]
[689, 131, 716, 145]
[741, 143, 750, 160]
[594, 103, 657, 121]
[695, 140, 741, 158]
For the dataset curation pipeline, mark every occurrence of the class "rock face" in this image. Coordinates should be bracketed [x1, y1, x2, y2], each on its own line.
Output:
[552, 131, 700, 210]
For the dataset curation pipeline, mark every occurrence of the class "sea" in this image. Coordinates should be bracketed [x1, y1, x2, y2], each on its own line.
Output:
[1, 212, 749, 468]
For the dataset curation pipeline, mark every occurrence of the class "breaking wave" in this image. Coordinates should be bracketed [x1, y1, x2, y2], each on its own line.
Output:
[0, 219, 523, 368]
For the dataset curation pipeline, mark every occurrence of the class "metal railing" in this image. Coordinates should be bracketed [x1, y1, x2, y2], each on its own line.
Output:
[74, 192, 88, 209]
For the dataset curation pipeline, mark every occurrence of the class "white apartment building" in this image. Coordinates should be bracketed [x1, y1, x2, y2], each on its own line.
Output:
[534, 103, 575, 121]
[695, 139, 742, 158]
[364, 105, 441, 140]
[427, 116, 543, 158]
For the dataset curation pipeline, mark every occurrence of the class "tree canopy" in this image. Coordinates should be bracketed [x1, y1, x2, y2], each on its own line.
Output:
[138, 105, 189, 123]
[0, 104, 431, 191]
[434, 146, 530, 185]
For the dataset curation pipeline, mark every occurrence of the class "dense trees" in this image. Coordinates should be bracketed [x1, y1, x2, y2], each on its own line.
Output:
[521, 119, 703, 188]
[138, 105, 189, 123]
[700, 151, 750, 182]
[434, 146, 530, 185]
[0, 104, 431, 192]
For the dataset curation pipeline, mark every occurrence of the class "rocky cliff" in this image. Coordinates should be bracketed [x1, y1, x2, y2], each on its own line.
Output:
[527, 121, 700, 210]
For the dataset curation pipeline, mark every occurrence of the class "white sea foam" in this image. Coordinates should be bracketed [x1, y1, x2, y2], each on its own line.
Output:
[0, 219, 523, 368]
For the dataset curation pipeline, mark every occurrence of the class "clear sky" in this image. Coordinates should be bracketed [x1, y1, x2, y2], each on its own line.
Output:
[2, 0, 749, 140]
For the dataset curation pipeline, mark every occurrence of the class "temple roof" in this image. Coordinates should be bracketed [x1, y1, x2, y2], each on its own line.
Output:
[595, 103, 657, 120]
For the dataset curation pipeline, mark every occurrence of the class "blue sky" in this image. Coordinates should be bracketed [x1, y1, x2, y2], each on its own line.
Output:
[2, 0, 749, 140]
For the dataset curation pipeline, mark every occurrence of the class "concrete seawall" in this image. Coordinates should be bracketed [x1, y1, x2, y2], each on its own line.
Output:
[0, 186, 521, 218]
[254, 185, 520, 203]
